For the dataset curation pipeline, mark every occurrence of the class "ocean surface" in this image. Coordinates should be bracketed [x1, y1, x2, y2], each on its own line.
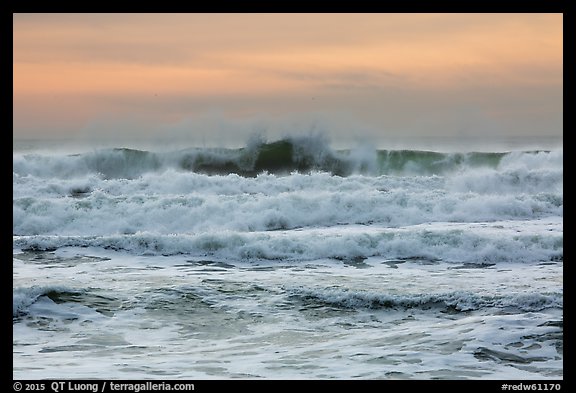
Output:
[13, 135, 563, 380]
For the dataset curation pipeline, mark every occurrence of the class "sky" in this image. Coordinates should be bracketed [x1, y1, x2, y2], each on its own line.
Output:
[13, 13, 563, 147]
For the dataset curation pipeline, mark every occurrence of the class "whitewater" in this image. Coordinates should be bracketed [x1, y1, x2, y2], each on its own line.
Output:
[13, 135, 563, 380]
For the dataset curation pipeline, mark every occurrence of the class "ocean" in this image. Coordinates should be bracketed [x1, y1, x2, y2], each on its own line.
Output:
[13, 134, 563, 380]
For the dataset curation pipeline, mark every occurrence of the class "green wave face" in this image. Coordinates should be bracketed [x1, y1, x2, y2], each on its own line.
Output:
[15, 136, 551, 178]
[182, 138, 509, 177]
[179, 138, 354, 177]
[376, 150, 506, 175]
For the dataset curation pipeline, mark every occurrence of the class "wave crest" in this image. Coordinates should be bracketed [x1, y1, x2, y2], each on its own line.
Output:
[13, 135, 561, 178]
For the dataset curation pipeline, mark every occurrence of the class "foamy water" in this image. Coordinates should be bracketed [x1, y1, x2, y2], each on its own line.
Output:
[13, 136, 563, 379]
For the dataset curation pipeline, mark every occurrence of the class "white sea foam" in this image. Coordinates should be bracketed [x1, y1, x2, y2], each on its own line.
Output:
[13, 218, 562, 263]
[13, 165, 562, 234]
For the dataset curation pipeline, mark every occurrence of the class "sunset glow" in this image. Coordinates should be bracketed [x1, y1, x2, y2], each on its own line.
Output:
[13, 13, 563, 144]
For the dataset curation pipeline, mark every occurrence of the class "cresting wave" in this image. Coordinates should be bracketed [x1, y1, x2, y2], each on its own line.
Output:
[12, 285, 84, 319]
[12, 134, 562, 178]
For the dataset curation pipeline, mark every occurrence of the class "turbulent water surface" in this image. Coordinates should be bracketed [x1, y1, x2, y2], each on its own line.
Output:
[13, 136, 563, 379]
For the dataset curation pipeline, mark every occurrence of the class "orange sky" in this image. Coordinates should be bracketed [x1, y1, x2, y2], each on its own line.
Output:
[13, 13, 563, 145]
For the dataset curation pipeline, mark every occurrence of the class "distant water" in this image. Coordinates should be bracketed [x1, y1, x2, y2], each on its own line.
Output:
[13, 134, 563, 379]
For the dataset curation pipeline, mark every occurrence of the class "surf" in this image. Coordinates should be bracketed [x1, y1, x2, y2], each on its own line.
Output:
[13, 134, 562, 179]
